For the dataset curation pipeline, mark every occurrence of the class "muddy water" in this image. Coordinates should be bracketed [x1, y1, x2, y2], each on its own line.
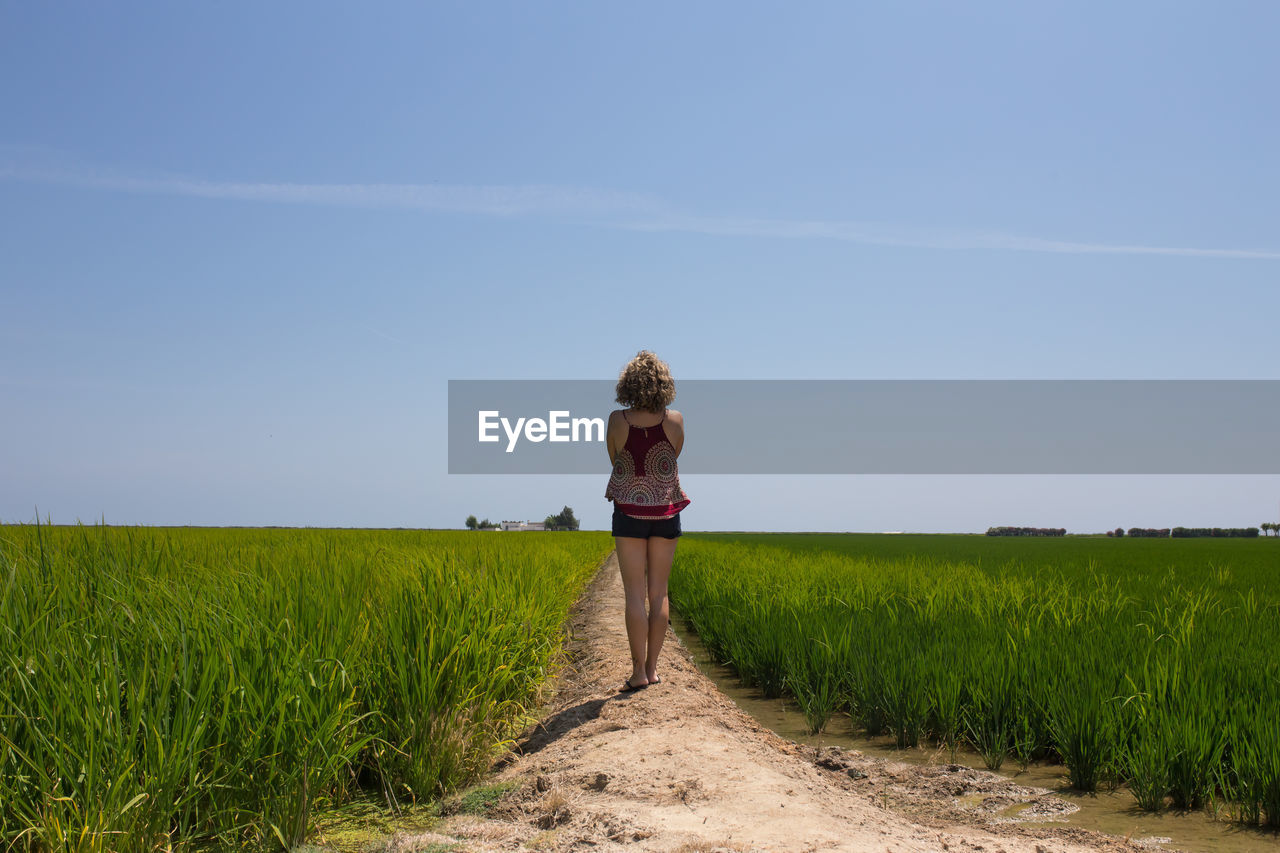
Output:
[669, 613, 1279, 853]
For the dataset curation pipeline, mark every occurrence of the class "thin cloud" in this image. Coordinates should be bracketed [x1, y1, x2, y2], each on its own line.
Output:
[362, 324, 408, 347]
[618, 215, 1280, 259]
[3, 155, 1277, 260]
[0, 162, 665, 218]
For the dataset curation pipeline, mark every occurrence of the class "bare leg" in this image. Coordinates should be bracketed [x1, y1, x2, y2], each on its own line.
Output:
[615, 537, 651, 686]
[644, 536, 677, 682]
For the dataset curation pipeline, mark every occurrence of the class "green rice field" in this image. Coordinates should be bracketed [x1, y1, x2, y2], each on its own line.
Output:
[0, 525, 612, 851]
[671, 533, 1280, 826]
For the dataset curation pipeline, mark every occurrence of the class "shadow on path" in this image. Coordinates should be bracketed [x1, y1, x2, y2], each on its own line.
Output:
[495, 697, 612, 768]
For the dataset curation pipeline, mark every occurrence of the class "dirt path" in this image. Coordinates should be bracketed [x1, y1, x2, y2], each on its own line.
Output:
[393, 553, 1151, 852]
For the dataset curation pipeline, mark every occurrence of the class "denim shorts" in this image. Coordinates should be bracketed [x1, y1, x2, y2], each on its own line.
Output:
[611, 505, 682, 539]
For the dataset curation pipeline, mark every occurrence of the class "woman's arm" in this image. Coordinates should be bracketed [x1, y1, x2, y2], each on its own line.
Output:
[664, 409, 685, 456]
[606, 410, 626, 465]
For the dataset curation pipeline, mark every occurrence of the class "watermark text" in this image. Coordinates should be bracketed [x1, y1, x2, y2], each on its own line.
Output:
[478, 410, 606, 453]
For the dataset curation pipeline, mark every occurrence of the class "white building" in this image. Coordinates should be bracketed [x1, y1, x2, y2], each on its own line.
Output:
[499, 520, 546, 531]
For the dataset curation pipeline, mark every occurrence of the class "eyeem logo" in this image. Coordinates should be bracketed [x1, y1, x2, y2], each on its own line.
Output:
[478, 410, 605, 453]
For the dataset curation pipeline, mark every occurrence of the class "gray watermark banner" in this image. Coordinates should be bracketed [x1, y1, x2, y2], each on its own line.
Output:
[448, 380, 1280, 474]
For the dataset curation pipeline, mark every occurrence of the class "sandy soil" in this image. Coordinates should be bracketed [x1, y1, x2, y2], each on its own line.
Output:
[386, 553, 1154, 853]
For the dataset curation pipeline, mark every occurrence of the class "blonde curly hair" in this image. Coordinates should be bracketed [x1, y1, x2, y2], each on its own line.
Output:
[615, 350, 676, 413]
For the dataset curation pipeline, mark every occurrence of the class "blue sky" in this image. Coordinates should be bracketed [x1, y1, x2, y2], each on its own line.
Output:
[3, 2, 1278, 532]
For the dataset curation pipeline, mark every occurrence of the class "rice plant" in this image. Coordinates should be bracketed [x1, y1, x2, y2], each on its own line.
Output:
[670, 533, 1280, 826]
[0, 523, 611, 851]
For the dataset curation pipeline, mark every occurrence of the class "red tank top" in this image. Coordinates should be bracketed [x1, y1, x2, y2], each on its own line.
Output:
[604, 409, 691, 519]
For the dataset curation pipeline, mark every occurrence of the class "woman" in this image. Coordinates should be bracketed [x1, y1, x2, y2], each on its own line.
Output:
[604, 350, 691, 692]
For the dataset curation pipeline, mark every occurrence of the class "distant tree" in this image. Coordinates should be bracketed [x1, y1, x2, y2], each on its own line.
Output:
[545, 506, 580, 531]
[1114, 527, 1125, 538]
[465, 514, 478, 530]
[478, 518, 497, 530]
[985, 526, 1065, 537]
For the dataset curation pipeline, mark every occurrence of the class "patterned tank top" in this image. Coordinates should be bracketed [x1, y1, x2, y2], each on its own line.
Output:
[604, 409, 691, 520]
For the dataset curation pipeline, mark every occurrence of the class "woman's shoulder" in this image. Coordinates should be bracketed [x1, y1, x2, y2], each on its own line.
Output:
[665, 408, 684, 424]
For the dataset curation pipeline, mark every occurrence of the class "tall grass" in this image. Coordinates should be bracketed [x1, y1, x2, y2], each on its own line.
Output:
[671, 534, 1280, 827]
[0, 524, 612, 851]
